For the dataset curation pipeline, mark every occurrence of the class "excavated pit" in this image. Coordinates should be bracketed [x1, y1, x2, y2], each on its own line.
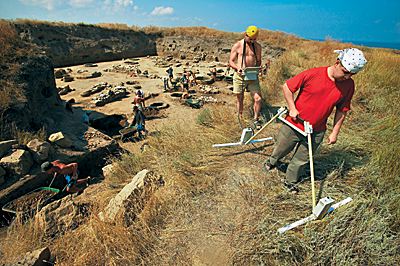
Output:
[89, 114, 126, 137]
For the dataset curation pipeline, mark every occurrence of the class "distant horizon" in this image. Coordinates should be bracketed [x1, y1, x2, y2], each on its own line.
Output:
[6, 17, 400, 51]
[310, 38, 400, 50]
[1, 1, 399, 45]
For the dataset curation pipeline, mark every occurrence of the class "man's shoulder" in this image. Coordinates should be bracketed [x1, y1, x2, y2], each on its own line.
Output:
[232, 39, 243, 48]
[299, 66, 327, 77]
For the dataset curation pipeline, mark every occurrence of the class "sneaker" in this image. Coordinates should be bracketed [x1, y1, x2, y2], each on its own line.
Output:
[263, 161, 276, 171]
[254, 120, 262, 130]
[283, 182, 299, 194]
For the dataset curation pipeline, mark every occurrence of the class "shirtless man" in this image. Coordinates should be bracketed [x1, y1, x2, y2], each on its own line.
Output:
[229, 25, 263, 129]
[132, 89, 145, 111]
[41, 160, 90, 193]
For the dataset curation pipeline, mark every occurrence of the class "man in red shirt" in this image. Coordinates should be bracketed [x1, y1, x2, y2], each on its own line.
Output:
[41, 160, 90, 193]
[264, 48, 367, 192]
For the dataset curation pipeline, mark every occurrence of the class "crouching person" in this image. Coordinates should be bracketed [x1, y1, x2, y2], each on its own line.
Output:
[41, 160, 90, 193]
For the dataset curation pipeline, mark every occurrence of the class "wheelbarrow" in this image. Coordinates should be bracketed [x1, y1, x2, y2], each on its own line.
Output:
[119, 126, 138, 142]
[1, 186, 60, 216]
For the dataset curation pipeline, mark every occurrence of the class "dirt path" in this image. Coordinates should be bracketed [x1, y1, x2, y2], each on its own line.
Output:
[147, 141, 279, 265]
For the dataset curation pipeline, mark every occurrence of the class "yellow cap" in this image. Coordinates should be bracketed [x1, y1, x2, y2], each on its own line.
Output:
[246, 25, 259, 38]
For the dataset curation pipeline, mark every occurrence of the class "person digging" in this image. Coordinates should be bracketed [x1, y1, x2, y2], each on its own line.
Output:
[41, 160, 90, 193]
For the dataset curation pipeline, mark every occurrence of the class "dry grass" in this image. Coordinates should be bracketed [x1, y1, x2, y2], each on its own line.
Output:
[233, 36, 400, 265]
[11, 124, 47, 145]
[0, 214, 48, 263]
[1, 20, 399, 265]
[0, 21, 27, 111]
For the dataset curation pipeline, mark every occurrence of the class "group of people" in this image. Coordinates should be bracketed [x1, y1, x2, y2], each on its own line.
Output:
[163, 67, 198, 93]
[40, 89, 148, 194]
[44, 25, 367, 195]
[229, 25, 367, 192]
[180, 71, 197, 91]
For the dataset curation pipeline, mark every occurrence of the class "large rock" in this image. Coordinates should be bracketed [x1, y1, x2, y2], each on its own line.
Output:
[48, 132, 72, 148]
[27, 139, 51, 163]
[36, 195, 90, 237]
[0, 149, 33, 176]
[99, 169, 149, 221]
[0, 140, 18, 158]
[3, 247, 51, 266]
[0, 55, 61, 140]
[102, 163, 116, 179]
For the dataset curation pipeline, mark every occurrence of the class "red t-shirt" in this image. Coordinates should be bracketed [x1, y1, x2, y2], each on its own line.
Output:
[286, 66, 354, 132]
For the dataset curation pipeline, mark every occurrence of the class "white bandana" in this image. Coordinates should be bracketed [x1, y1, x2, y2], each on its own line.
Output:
[334, 48, 367, 74]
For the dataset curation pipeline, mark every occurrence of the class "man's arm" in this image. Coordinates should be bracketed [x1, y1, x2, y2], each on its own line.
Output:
[328, 109, 347, 144]
[229, 42, 241, 72]
[65, 162, 79, 179]
[282, 83, 299, 119]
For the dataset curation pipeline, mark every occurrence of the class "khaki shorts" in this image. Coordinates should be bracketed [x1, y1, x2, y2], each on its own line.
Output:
[233, 72, 261, 94]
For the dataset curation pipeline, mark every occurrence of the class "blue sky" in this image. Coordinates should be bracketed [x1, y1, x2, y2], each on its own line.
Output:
[0, 0, 399, 43]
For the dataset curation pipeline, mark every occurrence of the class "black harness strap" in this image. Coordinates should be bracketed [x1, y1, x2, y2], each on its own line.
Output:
[241, 39, 258, 68]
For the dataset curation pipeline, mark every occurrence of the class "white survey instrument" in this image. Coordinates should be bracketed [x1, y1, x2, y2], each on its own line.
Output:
[212, 107, 287, 148]
[277, 109, 316, 207]
[278, 197, 352, 234]
[275, 109, 352, 233]
[212, 128, 273, 148]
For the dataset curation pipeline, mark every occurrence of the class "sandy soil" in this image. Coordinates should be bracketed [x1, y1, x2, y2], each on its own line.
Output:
[56, 56, 236, 151]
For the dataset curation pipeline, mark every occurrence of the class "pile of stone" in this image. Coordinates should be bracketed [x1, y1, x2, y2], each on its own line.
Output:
[123, 59, 139, 65]
[57, 85, 75, 96]
[93, 86, 127, 106]
[154, 58, 170, 68]
[198, 95, 221, 104]
[0, 138, 52, 187]
[54, 69, 67, 79]
[104, 64, 137, 73]
[77, 69, 88, 74]
[80, 82, 111, 97]
[199, 85, 220, 94]
[54, 68, 74, 82]
[76, 71, 102, 79]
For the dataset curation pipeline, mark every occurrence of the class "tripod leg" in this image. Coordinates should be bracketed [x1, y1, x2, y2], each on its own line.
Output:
[308, 133, 316, 208]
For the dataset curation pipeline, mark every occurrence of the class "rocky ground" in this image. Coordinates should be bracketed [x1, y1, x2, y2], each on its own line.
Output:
[55, 55, 239, 152]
